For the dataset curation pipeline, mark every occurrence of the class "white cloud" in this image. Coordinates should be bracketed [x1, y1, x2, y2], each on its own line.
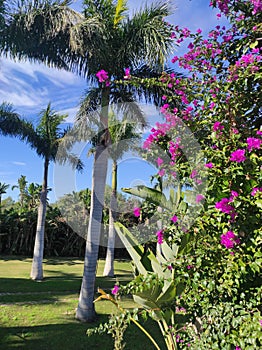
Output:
[12, 161, 26, 166]
[0, 57, 83, 87]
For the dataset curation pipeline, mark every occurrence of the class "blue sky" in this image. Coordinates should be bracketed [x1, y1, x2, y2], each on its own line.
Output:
[0, 0, 228, 203]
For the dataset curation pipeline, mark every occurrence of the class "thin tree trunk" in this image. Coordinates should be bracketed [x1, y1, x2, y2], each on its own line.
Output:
[76, 88, 109, 322]
[103, 160, 117, 277]
[30, 158, 48, 280]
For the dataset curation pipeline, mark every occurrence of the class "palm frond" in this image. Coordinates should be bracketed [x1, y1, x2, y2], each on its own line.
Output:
[2, 0, 84, 71]
[114, 0, 128, 27]
[121, 1, 175, 68]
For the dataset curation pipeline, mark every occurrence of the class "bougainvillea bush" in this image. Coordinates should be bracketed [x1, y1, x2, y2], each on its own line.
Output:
[90, 1, 262, 349]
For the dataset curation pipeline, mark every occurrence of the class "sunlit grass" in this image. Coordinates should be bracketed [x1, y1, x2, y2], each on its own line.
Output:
[0, 256, 165, 350]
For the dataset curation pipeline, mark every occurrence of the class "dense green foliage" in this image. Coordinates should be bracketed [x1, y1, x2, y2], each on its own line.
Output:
[91, 1, 262, 349]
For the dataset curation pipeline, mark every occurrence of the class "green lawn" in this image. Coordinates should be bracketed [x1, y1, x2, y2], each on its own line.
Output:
[0, 256, 165, 350]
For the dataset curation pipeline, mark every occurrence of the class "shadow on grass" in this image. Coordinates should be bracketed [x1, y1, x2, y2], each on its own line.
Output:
[0, 255, 31, 262]
[0, 276, 82, 295]
[43, 258, 84, 266]
[0, 319, 112, 350]
[0, 317, 165, 350]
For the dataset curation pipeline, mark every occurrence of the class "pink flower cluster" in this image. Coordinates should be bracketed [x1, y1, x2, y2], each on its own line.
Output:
[220, 230, 240, 249]
[213, 121, 224, 132]
[230, 149, 246, 163]
[156, 230, 164, 244]
[169, 139, 181, 161]
[171, 215, 178, 223]
[247, 137, 262, 152]
[251, 187, 262, 196]
[96, 69, 110, 86]
[111, 285, 119, 295]
[196, 194, 205, 204]
[143, 123, 171, 149]
[209, 0, 230, 14]
[124, 68, 131, 80]
[205, 162, 213, 168]
[215, 198, 236, 219]
[250, 0, 262, 14]
[133, 207, 141, 217]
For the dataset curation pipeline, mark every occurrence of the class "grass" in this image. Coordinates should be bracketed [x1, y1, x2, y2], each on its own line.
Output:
[0, 256, 165, 350]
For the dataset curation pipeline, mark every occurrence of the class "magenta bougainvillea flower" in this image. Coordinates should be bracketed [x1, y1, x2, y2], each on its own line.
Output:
[229, 191, 239, 201]
[111, 285, 119, 295]
[171, 215, 178, 223]
[196, 194, 205, 203]
[157, 157, 164, 167]
[251, 187, 262, 196]
[158, 169, 165, 177]
[220, 231, 240, 249]
[230, 149, 246, 162]
[133, 207, 141, 217]
[247, 137, 262, 152]
[205, 162, 213, 168]
[124, 67, 131, 79]
[156, 230, 164, 244]
[96, 69, 109, 82]
[190, 169, 198, 179]
[215, 198, 236, 219]
[213, 121, 224, 131]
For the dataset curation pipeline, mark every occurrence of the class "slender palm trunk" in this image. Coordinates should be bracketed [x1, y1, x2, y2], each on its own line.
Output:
[103, 160, 117, 277]
[30, 158, 48, 280]
[76, 143, 108, 321]
[76, 88, 109, 322]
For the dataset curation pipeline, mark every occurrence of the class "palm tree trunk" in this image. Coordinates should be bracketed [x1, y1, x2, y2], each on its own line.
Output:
[30, 158, 48, 280]
[76, 143, 108, 321]
[76, 88, 110, 322]
[103, 160, 117, 277]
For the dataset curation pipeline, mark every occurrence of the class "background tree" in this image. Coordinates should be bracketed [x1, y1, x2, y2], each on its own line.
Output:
[103, 114, 141, 277]
[0, 102, 82, 280]
[11, 175, 28, 210]
[0, 181, 9, 212]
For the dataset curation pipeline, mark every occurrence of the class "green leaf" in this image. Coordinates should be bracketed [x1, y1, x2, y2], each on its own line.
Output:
[250, 41, 258, 49]
[114, 222, 148, 275]
[157, 280, 177, 304]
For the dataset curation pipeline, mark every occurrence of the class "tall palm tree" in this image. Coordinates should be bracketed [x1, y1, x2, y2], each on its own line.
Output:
[103, 115, 141, 277]
[0, 181, 9, 212]
[0, 102, 82, 280]
[1, 0, 175, 321]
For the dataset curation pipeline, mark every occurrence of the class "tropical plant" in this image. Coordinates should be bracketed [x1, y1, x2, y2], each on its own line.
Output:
[89, 0, 262, 348]
[0, 102, 82, 280]
[1, 0, 175, 322]
[0, 181, 9, 212]
[11, 175, 28, 209]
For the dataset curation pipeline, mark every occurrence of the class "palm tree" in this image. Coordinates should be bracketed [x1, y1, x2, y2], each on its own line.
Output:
[11, 175, 28, 209]
[0, 181, 9, 212]
[103, 115, 141, 277]
[0, 102, 82, 280]
[1, 0, 175, 321]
